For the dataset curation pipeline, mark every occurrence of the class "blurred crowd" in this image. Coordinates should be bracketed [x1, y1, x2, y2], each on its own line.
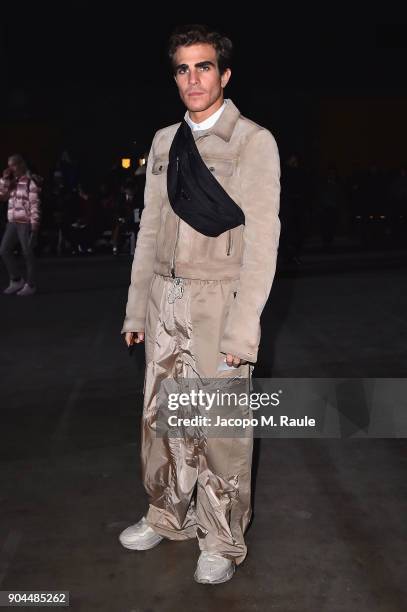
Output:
[0, 150, 147, 258]
[1, 148, 407, 265]
[279, 153, 407, 263]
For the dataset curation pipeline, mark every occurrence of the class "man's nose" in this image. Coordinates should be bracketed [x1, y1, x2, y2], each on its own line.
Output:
[188, 69, 200, 85]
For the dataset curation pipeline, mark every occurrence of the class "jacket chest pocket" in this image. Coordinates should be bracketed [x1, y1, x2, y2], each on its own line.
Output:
[203, 158, 235, 177]
[151, 159, 169, 198]
[202, 158, 237, 256]
[152, 159, 169, 175]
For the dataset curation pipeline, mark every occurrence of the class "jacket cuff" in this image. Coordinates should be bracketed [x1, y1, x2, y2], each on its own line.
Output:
[219, 344, 257, 364]
[121, 318, 146, 335]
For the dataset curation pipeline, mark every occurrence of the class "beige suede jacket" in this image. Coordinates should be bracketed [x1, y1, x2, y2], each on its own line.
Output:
[122, 99, 281, 363]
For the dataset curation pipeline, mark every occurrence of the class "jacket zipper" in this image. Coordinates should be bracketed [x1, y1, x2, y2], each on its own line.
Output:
[171, 216, 180, 277]
[170, 156, 180, 278]
[226, 230, 232, 256]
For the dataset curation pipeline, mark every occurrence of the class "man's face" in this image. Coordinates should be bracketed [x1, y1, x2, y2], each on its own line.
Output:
[173, 43, 231, 117]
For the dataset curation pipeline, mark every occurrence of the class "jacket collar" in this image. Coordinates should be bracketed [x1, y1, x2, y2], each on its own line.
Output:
[192, 99, 241, 142]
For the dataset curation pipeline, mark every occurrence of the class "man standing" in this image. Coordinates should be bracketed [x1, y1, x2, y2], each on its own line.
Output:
[120, 24, 281, 584]
[0, 154, 41, 296]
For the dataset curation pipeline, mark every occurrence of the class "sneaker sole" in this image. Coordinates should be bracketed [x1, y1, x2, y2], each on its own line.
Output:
[194, 566, 235, 584]
[119, 535, 163, 551]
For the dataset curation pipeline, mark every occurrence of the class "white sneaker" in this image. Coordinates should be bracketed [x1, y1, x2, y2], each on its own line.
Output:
[16, 283, 37, 297]
[3, 278, 25, 295]
[194, 551, 235, 584]
[119, 517, 164, 551]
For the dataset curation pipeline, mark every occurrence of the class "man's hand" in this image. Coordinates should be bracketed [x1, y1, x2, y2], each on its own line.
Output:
[124, 331, 145, 346]
[225, 353, 248, 367]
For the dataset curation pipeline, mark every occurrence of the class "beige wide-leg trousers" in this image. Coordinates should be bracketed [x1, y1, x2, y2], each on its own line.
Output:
[140, 273, 254, 565]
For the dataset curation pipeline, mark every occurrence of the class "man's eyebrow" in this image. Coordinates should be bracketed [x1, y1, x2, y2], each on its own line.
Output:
[175, 60, 216, 71]
[195, 61, 216, 68]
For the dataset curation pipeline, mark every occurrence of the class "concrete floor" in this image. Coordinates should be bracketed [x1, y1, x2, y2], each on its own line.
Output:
[1, 253, 406, 611]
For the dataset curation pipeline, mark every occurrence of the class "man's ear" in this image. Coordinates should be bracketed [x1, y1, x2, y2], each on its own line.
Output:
[221, 68, 231, 89]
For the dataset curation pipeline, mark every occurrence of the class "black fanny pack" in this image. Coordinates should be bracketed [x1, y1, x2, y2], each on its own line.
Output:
[167, 119, 245, 237]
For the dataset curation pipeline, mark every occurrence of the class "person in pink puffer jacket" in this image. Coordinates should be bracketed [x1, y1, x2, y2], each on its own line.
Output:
[0, 154, 42, 296]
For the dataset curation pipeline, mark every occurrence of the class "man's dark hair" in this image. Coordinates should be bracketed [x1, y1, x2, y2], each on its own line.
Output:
[168, 24, 233, 75]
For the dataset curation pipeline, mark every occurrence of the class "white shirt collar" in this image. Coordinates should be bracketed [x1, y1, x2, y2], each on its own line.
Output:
[185, 99, 229, 131]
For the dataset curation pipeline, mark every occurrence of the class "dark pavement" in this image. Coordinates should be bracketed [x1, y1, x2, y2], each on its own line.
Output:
[1, 252, 406, 611]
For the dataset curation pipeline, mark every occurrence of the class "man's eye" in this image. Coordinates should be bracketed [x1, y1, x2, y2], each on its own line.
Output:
[198, 65, 210, 71]
[177, 68, 187, 75]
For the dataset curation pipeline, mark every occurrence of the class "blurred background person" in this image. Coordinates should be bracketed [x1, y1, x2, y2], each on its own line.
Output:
[112, 180, 141, 255]
[0, 154, 42, 296]
[69, 181, 96, 255]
